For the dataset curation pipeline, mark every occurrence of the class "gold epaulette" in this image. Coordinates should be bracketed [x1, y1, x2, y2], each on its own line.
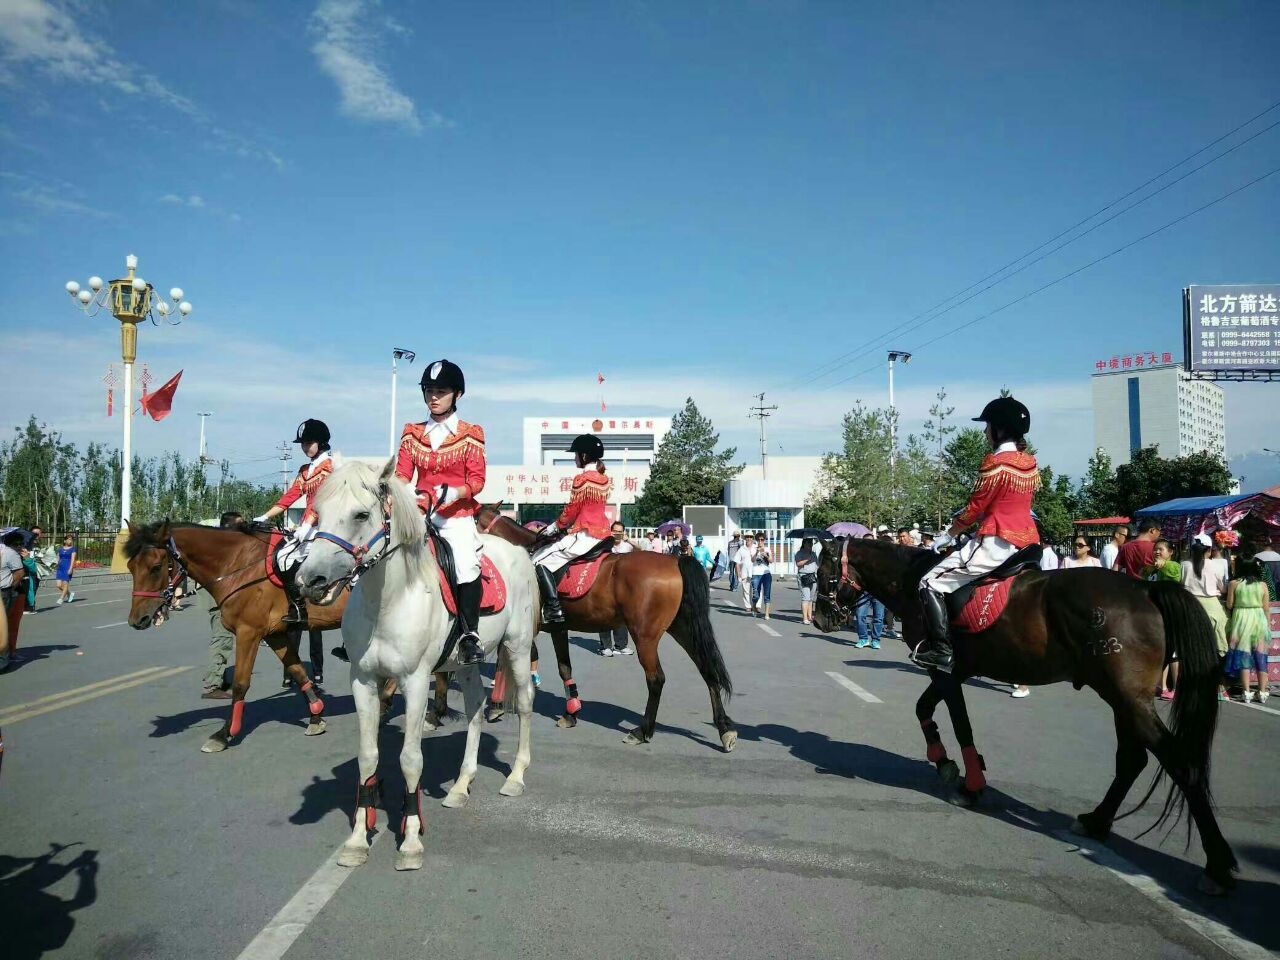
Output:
[972, 452, 1041, 494]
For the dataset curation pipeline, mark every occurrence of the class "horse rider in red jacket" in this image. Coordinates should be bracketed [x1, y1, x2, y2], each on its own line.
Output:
[533, 434, 613, 625]
[916, 396, 1040, 672]
[394, 359, 487, 666]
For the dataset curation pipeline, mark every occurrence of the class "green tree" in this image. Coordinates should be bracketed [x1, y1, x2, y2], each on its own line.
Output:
[806, 403, 895, 528]
[1075, 448, 1119, 518]
[920, 389, 958, 530]
[1033, 466, 1075, 545]
[631, 398, 740, 525]
[941, 428, 988, 513]
[1111, 446, 1232, 516]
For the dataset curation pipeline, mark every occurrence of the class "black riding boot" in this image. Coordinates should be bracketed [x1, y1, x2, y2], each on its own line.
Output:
[536, 565, 566, 625]
[914, 585, 955, 673]
[456, 579, 484, 665]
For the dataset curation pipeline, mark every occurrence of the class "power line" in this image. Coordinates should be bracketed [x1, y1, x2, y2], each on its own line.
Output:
[748, 393, 778, 479]
[799, 99, 1280, 386]
[821, 161, 1280, 390]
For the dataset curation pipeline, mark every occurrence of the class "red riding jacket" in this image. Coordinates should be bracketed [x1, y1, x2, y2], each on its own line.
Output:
[274, 454, 333, 526]
[555, 467, 613, 538]
[395, 419, 486, 518]
[954, 449, 1041, 548]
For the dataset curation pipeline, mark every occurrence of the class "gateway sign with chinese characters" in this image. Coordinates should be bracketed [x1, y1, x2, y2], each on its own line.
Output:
[1184, 284, 1280, 375]
[488, 464, 649, 504]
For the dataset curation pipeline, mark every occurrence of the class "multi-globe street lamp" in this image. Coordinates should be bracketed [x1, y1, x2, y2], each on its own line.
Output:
[64, 254, 193, 569]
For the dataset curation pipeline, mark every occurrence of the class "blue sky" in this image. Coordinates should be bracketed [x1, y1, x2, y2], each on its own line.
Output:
[2, 0, 1279, 490]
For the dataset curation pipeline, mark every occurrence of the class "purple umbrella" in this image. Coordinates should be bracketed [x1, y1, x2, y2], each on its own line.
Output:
[826, 521, 870, 538]
[655, 519, 691, 536]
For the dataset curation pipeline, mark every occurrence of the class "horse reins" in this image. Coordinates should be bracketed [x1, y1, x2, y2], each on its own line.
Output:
[313, 524, 396, 591]
[131, 536, 189, 625]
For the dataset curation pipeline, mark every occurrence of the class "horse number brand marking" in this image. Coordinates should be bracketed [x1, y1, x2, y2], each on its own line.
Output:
[1089, 637, 1122, 656]
[1090, 608, 1107, 630]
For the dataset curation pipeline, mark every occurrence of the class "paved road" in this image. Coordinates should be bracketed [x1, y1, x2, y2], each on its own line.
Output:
[2, 578, 1278, 960]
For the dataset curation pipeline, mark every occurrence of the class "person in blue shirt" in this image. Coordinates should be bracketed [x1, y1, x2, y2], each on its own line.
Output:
[691, 535, 713, 576]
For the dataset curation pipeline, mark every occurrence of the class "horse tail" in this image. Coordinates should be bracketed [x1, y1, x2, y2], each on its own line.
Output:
[1133, 579, 1221, 837]
[672, 555, 733, 699]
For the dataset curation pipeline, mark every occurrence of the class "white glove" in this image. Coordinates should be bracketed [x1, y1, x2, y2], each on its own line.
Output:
[253, 514, 268, 523]
[439, 485, 460, 506]
[932, 531, 954, 551]
[543, 522, 559, 536]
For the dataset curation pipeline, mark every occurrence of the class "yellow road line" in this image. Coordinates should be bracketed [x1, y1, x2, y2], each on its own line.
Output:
[0, 666, 167, 716]
[0, 666, 193, 724]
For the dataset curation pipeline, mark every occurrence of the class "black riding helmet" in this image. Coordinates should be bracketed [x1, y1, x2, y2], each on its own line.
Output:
[973, 396, 1030, 439]
[294, 418, 331, 446]
[419, 359, 466, 396]
[569, 434, 605, 462]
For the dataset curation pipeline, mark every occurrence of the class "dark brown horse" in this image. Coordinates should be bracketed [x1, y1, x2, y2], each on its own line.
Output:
[125, 521, 348, 753]
[477, 506, 736, 751]
[812, 536, 1237, 894]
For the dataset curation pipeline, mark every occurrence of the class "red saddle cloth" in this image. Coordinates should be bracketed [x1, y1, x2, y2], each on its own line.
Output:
[265, 531, 287, 589]
[426, 542, 507, 615]
[951, 578, 1015, 634]
[558, 553, 608, 599]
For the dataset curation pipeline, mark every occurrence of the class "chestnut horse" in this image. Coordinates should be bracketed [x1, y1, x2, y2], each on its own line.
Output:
[477, 506, 736, 752]
[125, 520, 347, 753]
[812, 536, 1237, 894]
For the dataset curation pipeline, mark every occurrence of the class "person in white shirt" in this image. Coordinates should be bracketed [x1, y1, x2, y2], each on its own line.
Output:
[750, 533, 774, 619]
[1, 534, 27, 670]
[1182, 533, 1229, 657]
[645, 531, 664, 553]
[732, 535, 755, 611]
[598, 522, 636, 656]
[1063, 537, 1101, 568]
[1039, 543, 1060, 571]
[1100, 525, 1127, 572]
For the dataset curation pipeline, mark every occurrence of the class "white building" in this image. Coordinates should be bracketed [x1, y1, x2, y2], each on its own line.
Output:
[523, 415, 671, 467]
[722, 457, 823, 533]
[1091, 359, 1225, 467]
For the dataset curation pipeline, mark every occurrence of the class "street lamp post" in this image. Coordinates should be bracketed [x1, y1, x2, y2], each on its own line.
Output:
[389, 347, 416, 457]
[886, 350, 912, 468]
[65, 254, 192, 570]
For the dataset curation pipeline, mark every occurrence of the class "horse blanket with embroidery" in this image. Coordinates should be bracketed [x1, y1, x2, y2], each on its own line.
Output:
[426, 542, 507, 615]
[951, 578, 1015, 634]
[559, 553, 608, 599]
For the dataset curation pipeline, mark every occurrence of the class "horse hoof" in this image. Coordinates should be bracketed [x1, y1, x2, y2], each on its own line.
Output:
[622, 729, 648, 746]
[720, 730, 738, 753]
[1071, 814, 1111, 842]
[555, 714, 577, 729]
[394, 850, 424, 872]
[304, 718, 327, 737]
[1196, 871, 1232, 897]
[937, 759, 960, 785]
[337, 846, 369, 868]
[949, 787, 981, 809]
[485, 706, 506, 723]
[441, 789, 470, 809]
[200, 735, 229, 754]
[499, 780, 525, 798]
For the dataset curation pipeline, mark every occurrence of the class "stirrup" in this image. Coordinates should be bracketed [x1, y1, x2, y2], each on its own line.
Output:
[911, 638, 954, 673]
[457, 632, 484, 665]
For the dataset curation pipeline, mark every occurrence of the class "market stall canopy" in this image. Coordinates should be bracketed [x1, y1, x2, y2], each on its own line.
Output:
[1133, 493, 1280, 543]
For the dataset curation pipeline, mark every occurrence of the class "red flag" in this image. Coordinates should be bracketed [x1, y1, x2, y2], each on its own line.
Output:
[596, 372, 605, 384]
[139, 370, 183, 422]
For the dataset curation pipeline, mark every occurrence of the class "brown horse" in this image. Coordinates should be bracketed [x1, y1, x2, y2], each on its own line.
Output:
[812, 536, 1237, 894]
[125, 520, 349, 753]
[477, 506, 736, 751]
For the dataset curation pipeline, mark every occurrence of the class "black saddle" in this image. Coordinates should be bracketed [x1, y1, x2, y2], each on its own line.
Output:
[572, 538, 615, 566]
[944, 544, 1043, 619]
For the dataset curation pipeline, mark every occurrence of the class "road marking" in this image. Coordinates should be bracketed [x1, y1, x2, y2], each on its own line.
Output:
[826, 670, 883, 703]
[70, 598, 127, 607]
[234, 834, 383, 960]
[1056, 831, 1274, 960]
[757, 622, 781, 637]
[0, 666, 192, 724]
[93, 621, 129, 629]
[1222, 698, 1280, 717]
[0, 666, 167, 716]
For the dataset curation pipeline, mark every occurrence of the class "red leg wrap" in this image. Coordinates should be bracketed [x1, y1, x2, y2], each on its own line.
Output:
[565, 679, 581, 715]
[300, 681, 325, 716]
[961, 746, 986, 792]
[358, 774, 380, 831]
[920, 719, 946, 763]
[489, 670, 507, 705]
[228, 699, 245, 738]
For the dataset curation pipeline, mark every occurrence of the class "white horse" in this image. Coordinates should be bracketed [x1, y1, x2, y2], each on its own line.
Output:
[297, 460, 537, 871]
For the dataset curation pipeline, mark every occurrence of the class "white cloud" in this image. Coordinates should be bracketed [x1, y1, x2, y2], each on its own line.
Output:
[310, 0, 439, 133]
[157, 191, 240, 223]
[0, 0, 283, 167]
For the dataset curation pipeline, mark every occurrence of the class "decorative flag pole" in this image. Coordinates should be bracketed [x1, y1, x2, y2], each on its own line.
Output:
[597, 371, 606, 414]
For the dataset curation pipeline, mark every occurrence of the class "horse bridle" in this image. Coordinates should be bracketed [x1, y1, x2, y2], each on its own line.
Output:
[816, 540, 863, 623]
[313, 519, 395, 591]
[131, 536, 189, 625]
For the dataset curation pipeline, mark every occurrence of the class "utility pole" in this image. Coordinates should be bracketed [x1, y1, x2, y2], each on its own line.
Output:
[277, 441, 293, 491]
[749, 393, 778, 480]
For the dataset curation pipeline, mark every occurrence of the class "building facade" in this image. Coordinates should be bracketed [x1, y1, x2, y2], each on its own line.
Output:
[522, 415, 671, 467]
[1091, 360, 1225, 467]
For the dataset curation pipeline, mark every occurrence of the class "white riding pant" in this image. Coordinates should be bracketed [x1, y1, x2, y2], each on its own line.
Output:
[276, 522, 317, 572]
[432, 513, 482, 584]
[533, 531, 603, 573]
[921, 535, 1019, 595]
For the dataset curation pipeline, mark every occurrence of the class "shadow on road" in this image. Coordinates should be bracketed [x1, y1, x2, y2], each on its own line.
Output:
[0, 843, 98, 960]
[149, 689, 358, 740]
[1, 644, 79, 672]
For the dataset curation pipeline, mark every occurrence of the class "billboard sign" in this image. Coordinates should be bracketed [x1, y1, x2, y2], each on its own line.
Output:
[1184, 284, 1280, 377]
